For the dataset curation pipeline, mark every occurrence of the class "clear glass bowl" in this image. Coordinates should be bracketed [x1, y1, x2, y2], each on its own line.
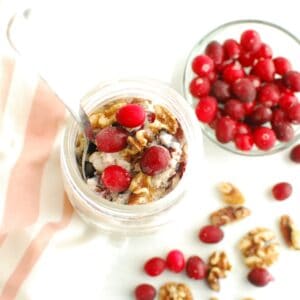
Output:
[60, 79, 202, 234]
[183, 19, 300, 156]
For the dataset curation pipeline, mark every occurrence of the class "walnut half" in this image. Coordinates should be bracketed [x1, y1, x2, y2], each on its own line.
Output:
[280, 215, 300, 250]
[218, 182, 245, 205]
[159, 282, 193, 300]
[210, 206, 251, 226]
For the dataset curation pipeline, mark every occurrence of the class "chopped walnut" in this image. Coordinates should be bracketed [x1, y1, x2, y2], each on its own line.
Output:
[280, 215, 300, 250]
[207, 251, 232, 292]
[218, 182, 245, 205]
[159, 282, 193, 300]
[239, 227, 279, 268]
[210, 206, 251, 226]
[75, 133, 86, 158]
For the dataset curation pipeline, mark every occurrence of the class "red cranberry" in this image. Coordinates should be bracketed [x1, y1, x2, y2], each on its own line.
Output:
[272, 182, 292, 201]
[232, 78, 256, 102]
[271, 109, 287, 125]
[279, 93, 298, 111]
[243, 101, 256, 115]
[248, 268, 274, 287]
[199, 225, 224, 243]
[255, 43, 273, 59]
[253, 127, 276, 151]
[116, 104, 146, 128]
[189, 77, 210, 98]
[216, 117, 236, 143]
[166, 250, 185, 273]
[140, 145, 170, 176]
[101, 165, 131, 192]
[209, 110, 223, 130]
[211, 80, 231, 101]
[273, 122, 294, 142]
[290, 144, 300, 163]
[222, 61, 245, 84]
[144, 257, 166, 276]
[247, 75, 261, 89]
[273, 57, 292, 75]
[134, 284, 156, 300]
[252, 59, 275, 82]
[147, 112, 156, 123]
[288, 103, 300, 124]
[225, 99, 246, 120]
[96, 127, 128, 153]
[275, 78, 292, 94]
[186, 256, 207, 280]
[205, 41, 224, 65]
[283, 71, 300, 92]
[258, 83, 280, 107]
[195, 96, 218, 123]
[236, 122, 251, 134]
[240, 30, 262, 52]
[249, 106, 272, 125]
[238, 50, 256, 67]
[216, 59, 234, 73]
[235, 133, 254, 151]
[223, 39, 241, 59]
[192, 55, 214, 77]
[207, 71, 217, 82]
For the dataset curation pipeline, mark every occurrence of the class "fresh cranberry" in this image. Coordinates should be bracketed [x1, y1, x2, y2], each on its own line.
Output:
[238, 50, 256, 67]
[166, 250, 185, 273]
[192, 55, 214, 77]
[215, 117, 236, 143]
[101, 165, 131, 193]
[258, 83, 280, 107]
[288, 103, 300, 123]
[140, 145, 170, 176]
[216, 59, 234, 73]
[232, 78, 256, 102]
[134, 284, 156, 300]
[195, 96, 218, 123]
[273, 57, 292, 75]
[205, 41, 224, 65]
[225, 99, 246, 120]
[199, 225, 224, 243]
[248, 268, 274, 287]
[207, 71, 217, 82]
[247, 75, 261, 89]
[271, 109, 287, 125]
[255, 43, 273, 59]
[243, 101, 256, 115]
[240, 30, 262, 52]
[253, 127, 276, 151]
[189, 77, 210, 98]
[186, 256, 207, 280]
[252, 59, 275, 82]
[283, 71, 300, 92]
[147, 112, 156, 123]
[290, 144, 300, 163]
[249, 106, 272, 125]
[96, 127, 128, 153]
[236, 122, 251, 134]
[273, 122, 294, 142]
[116, 104, 146, 128]
[144, 257, 166, 276]
[279, 93, 298, 111]
[222, 61, 245, 84]
[272, 182, 292, 201]
[209, 109, 223, 130]
[234, 133, 254, 151]
[211, 80, 231, 101]
[223, 39, 241, 59]
[275, 78, 292, 94]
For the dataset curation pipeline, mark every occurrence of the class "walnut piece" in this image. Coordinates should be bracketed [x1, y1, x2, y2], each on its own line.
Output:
[239, 228, 279, 268]
[280, 215, 300, 250]
[159, 282, 193, 300]
[207, 251, 232, 292]
[218, 182, 245, 205]
[210, 206, 251, 226]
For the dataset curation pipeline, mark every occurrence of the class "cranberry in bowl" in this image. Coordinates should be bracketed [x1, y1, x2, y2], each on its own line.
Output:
[183, 20, 300, 155]
[61, 79, 200, 234]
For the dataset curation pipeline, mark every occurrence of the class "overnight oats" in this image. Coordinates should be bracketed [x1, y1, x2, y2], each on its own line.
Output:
[75, 98, 188, 205]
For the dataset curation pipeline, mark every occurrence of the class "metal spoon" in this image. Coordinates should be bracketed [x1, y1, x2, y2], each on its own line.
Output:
[7, 8, 94, 180]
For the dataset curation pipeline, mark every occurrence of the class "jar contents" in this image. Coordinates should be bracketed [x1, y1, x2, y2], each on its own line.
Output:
[75, 98, 187, 205]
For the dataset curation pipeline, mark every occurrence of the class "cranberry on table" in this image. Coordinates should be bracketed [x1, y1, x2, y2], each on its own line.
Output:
[273, 122, 294, 142]
[186, 256, 207, 280]
[290, 144, 300, 162]
[205, 40, 224, 65]
[223, 39, 241, 59]
[96, 126, 128, 153]
[247, 267, 274, 287]
[215, 117, 237, 143]
[144, 257, 166, 276]
[225, 99, 246, 120]
[272, 182, 292, 201]
[253, 127, 276, 151]
[134, 284, 156, 300]
[195, 96, 218, 123]
[192, 55, 214, 76]
[199, 225, 224, 244]
[222, 61, 245, 84]
[232, 78, 256, 102]
[283, 71, 300, 92]
[234, 133, 254, 151]
[240, 29, 262, 52]
[258, 83, 280, 107]
[255, 43, 273, 59]
[273, 57, 292, 75]
[252, 59, 275, 82]
[116, 104, 146, 128]
[211, 80, 231, 101]
[287, 103, 300, 124]
[101, 165, 131, 193]
[189, 77, 211, 97]
[166, 250, 185, 273]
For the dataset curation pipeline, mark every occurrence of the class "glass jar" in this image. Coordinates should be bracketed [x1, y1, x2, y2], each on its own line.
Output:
[60, 79, 202, 234]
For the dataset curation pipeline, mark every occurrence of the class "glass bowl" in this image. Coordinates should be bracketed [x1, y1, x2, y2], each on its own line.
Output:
[183, 19, 300, 156]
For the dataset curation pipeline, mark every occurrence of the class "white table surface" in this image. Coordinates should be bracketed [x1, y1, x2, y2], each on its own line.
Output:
[3, 0, 300, 299]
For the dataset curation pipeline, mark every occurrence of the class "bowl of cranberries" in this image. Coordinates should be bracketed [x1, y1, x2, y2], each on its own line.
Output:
[183, 20, 300, 155]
